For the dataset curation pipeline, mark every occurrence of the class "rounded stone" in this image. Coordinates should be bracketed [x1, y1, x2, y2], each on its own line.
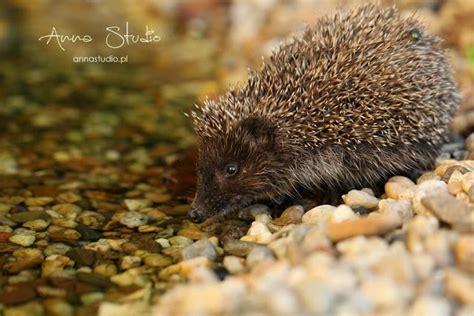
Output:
[342, 190, 379, 209]
[9, 234, 35, 247]
[119, 211, 149, 228]
[144, 254, 173, 267]
[302, 205, 336, 225]
[182, 238, 217, 261]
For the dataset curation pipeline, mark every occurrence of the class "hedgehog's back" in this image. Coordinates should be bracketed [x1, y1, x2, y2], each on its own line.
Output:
[250, 4, 459, 150]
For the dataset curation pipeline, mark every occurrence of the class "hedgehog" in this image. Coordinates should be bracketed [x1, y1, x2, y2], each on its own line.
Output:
[187, 4, 459, 223]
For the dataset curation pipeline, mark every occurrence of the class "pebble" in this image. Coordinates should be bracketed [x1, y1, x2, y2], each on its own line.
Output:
[329, 205, 357, 223]
[454, 235, 474, 272]
[223, 256, 245, 274]
[65, 248, 96, 266]
[408, 295, 451, 316]
[272, 205, 304, 225]
[327, 214, 402, 242]
[177, 228, 208, 240]
[246, 245, 275, 266]
[143, 254, 173, 267]
[360, 275, 408, 308]
[8, 234, 35, 247]
[169, 236, 194, 247]
[9, 211, 49, 223]
[412, 180, 449, 215]
[301, 204, 335, 225]
[444, 268, 474, 304]
[182, 238, 217, 261]
[421, 193, 471, 224]
[162, 204, 189, 216]
[43, 298, 74, 316]
[44, 243, 72, 256]
[385, 176, 415, 199]
[48, 226, 81, 241]
[76, 211, 106, 229]
[94, 263, 118, 277]
[238, 204, 271, 221]
[242, 221, 272, 244]
[81, 292, 105, 305]
[342, 189, 379, 209]
[119, 211, 149, 228]
[461, 171, 474, 193]
[378, 199, 413, 223]
[23, 219, 49, 231]
[25, 197, 54, 207]
[155, 238, 171, 248]
[41, 257, 68, 278]
[75, 223, 103, 241]
[3, 248, 44, 273]
[120, 256, 142, 269]
[158, 257, 213, 281]
[124, 199, 153, 212]
[223, 239, 259, 257]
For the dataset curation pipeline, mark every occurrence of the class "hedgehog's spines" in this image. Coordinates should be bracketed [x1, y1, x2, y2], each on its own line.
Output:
[192, 3, 459, 195]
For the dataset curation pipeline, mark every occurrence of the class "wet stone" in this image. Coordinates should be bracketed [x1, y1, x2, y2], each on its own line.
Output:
[23, 219, 49, 231]
[25, 197, 54, 207]
[182, 238, 217, 261]
[0, 281, 41, 305]
[75, 223, 102, 241]
[9, 234, 35, 247]
[44, 243, 72, 256]
[9, 211, 50, 223]
[120, 256, 142, 270]
[119, 211, 149, 228]
[4, 248, 44, 273]
[144, 254, 173, 267]
[76, 272, 113, 288]
[177, 228, 209, 240]
[124, 199, 153, 212]
[66, 248, 96, 266]
[223, 239, 259, 257]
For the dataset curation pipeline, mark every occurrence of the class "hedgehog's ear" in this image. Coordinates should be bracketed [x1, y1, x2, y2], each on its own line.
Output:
[240, 117, 275, 148]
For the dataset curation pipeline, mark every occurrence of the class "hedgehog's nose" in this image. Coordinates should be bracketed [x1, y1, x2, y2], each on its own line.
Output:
[188, 207, 206, 223]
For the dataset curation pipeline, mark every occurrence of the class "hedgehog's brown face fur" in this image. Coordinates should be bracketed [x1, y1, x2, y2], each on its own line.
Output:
[189, 117, 284, 223]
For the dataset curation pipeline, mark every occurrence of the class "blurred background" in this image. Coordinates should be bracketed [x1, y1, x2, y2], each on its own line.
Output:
[0, 0, 472, 194]
[0, 1, 473, 314]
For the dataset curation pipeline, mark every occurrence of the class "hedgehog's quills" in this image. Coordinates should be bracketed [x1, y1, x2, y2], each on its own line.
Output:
[188, 4, 460, 223]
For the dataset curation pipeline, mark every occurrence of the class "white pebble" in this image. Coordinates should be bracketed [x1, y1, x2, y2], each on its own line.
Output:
[329, 205, 357, 223]
[302, 205, 335, 225]
[342, 190, 379, 209]
[245, 222, 272, 244]
[408, 295, 451, 316]
[119, 211, 149, 228]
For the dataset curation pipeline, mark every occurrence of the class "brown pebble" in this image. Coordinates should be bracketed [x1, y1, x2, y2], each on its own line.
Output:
[421, 193, 471, 225]
[454, 235, 474, 273]
[223, 239, 259, 257]
[327, 214, 402, 242]
[444, 268, 474, 304]
[177, 228, 209, 240]
[66, 248, 96, 266]
[0, 280, 45, 305]
[272, 205, 304, 226]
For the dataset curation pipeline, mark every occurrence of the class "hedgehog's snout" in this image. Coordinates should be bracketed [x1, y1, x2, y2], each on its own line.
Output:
[188, 206, 207, 223]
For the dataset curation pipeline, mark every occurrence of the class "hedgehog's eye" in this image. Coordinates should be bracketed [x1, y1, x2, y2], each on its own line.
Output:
[410, 29, 421, 41]
[224, 163, 239, 178]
